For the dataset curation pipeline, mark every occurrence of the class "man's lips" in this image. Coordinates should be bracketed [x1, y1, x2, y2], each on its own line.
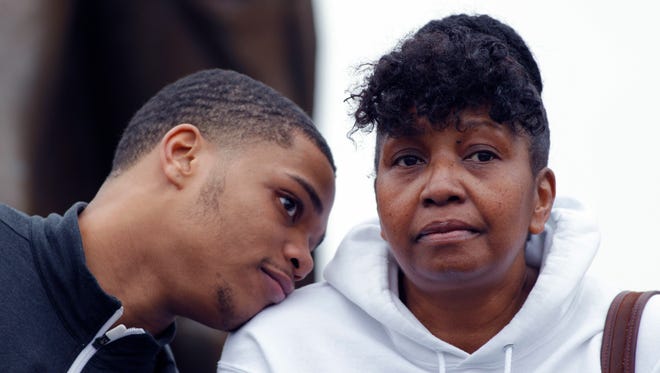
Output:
[416, 220, 481, 243]
[261, 265, 295, 302]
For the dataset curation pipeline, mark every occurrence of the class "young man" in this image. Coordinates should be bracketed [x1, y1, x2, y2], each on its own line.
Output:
[0, 69, 335, 372]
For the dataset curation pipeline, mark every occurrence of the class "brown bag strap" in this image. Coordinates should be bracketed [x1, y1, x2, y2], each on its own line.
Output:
[601, 290, 660, 373]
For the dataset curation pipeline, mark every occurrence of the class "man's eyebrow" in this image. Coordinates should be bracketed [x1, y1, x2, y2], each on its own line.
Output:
[287, 174, 324, 214]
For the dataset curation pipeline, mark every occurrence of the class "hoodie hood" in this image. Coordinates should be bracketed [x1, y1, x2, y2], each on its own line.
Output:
[323, 197, 601, 370]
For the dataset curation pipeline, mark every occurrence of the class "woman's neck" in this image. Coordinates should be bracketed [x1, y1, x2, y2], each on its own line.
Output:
[399, 264, 538, 353]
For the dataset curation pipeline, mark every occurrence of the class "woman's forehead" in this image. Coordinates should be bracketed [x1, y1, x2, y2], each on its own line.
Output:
[379, 108, 519, 141]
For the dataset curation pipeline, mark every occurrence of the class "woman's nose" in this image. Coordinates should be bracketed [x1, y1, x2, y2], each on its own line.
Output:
[419, 159, 466, 207]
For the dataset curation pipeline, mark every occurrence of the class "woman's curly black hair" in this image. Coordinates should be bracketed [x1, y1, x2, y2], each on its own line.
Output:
[349, 14, 550, 174]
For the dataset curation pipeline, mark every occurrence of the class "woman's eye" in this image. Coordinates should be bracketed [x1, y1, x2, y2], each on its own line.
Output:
[279, 196, 299, 218]
[466, 151, 497, 162]
[394, 155, 423, 167]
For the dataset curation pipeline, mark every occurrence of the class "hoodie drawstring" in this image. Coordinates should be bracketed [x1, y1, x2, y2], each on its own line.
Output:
[437, 351, 446, 373]
[503, 344, 513, 373]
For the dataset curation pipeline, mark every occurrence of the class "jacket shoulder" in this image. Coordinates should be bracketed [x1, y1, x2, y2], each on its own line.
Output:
[0, 204, 32, 242]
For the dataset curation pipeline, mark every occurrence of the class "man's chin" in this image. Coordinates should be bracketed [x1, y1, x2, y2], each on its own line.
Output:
[224, 305, 271, 331]
[225, 318, 248, 332]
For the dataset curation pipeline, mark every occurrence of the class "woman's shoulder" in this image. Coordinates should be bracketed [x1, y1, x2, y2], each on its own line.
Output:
[232, 281, 355, 335]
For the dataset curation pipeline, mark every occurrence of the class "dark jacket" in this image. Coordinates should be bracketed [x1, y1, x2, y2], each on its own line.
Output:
[0, 203, 177, 372]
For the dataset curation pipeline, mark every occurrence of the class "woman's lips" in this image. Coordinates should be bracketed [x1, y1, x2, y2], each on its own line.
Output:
[416, 220, 480, 244]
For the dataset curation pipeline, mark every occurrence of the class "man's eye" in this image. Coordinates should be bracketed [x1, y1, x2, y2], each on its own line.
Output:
[279, 196, 299, 218]
[466, 151, 497, 162]
[394, 155, 423, 167]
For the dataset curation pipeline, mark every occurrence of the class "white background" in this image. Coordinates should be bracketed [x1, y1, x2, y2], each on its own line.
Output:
[311, 0, 660, 290]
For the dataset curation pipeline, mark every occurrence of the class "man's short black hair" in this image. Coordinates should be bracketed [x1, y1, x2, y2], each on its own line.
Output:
[350, 14, 549, 174]
[111, 68, 335, 175]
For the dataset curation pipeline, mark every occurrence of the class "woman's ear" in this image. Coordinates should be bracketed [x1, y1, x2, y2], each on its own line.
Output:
[529, 168, 556, 234]
[160, 124, 204, 189]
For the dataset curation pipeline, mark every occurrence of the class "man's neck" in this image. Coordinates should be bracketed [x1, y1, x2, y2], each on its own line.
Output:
[78, 182, 175, 335]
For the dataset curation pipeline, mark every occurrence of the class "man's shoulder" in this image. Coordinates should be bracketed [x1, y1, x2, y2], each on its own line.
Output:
[0, 204, 32, 241]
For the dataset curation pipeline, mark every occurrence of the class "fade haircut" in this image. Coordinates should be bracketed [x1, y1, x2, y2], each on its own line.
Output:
[111, 69, 335, 176]
[349, 14, 549, 174]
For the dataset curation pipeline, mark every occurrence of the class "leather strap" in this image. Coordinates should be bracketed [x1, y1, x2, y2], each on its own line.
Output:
[601, 290, 659, 373]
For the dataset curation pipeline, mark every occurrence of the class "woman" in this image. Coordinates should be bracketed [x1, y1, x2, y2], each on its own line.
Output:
[218, 14, 660, 372]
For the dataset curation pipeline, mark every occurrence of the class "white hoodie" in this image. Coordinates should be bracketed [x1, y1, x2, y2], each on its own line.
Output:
[218, 199, 660, 372]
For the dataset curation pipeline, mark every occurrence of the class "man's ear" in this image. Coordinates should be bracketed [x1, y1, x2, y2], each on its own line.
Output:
[529, 167, 556, 234]
[160, 124, 204, 189]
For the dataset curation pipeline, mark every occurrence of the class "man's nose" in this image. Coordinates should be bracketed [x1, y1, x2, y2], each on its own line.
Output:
[283, 240, 314, 281]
